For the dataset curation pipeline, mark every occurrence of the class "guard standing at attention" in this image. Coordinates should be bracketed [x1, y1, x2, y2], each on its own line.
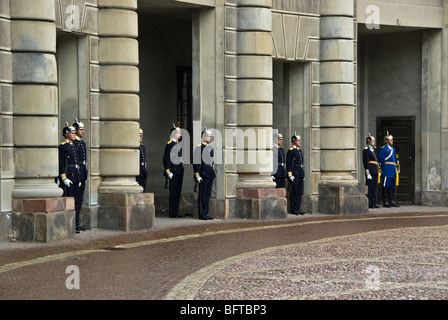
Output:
[72, 118, 87, 232]
[271, 133, 287, 188]
[59, 122, 83, 233]
[379, 131, 400, 208]
[163, 124, 185, 218]
[286, 132, 305, 215]
[193, 127, 215, 220]
[363, 133, 380, 209]
[136, 128, 148, 192]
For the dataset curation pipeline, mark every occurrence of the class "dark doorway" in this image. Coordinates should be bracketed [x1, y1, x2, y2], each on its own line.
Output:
[376, 117, 415, 204]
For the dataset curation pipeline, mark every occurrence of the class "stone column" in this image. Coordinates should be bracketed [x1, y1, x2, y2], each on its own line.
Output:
[97, 0, 141, 194]
[10, 0, 62, 200]
[318, 0, 368, 214]
[96, 0, 154, 230]
[225, 0, 286, 219]
[0, 0, 13, 240]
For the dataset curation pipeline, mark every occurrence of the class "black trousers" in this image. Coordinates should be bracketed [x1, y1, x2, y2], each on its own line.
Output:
[137, 176, 147, 192]
[198, 178, 214, 218]
[275, 178, 286, 189]
[169, 174, 183, 217]
[366, 175, 378, 207]
[65, 182, 81, 227]
[289, 177, 304, 214]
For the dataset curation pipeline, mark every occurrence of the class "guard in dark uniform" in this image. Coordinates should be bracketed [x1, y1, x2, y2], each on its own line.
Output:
[59, 123, 82, 233]
[271, 133, 287, 188]
[72, 119, 87, 232]
[286, 132, 305, 215]
[163, 124, 185, 218]
[193, 127, 215, 220]
[379, 131, 400, 208]
[136, 128, 148, 192]
[363, 133, 380, 208]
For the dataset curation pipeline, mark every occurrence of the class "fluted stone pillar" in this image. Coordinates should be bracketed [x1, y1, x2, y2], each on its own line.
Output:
[10, 0, 62, 200]
[96, 0, 154, 230]
[97, 0, 141, 194]
[225, 0, 286, 219]
[318, 0, 367, 214]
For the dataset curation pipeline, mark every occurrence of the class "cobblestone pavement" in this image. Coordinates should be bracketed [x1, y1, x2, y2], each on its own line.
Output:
[0, 206, 448, 301]
[168, 225, 448, 300]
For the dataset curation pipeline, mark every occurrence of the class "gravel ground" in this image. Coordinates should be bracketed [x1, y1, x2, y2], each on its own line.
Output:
[175, 225, 448, 300]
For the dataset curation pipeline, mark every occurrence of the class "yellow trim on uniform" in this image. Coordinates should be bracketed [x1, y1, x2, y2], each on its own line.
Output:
[288, 171, 293, 178]
[195, 172, 200, 178]
[60, 173, 67, 180]
[165, 169, 171, 175]
[167, 141, 172, 144]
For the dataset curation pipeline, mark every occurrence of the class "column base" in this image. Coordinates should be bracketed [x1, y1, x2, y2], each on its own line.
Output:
[318, 185, 368, 215]
[420, 191, 448, 207]
[97, 193, 155, 231]
[10, 197, 75, 242]
[234, 188, 287, 220]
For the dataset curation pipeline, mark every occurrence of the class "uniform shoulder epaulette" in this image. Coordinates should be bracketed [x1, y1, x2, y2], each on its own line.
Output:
[289, 147, 294, 151]
[364, 146, 368, 149]
[60, 141, 67, 145]
[197, 143, 202, 147]
[167, 140, 172, 145]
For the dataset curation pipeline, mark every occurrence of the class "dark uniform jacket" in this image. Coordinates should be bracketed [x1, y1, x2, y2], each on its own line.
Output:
[163, 140, 184, 176]
[73, 137, 88, 181]
[58, 139, 80, 183]
[286, 146, 305, 179]
[193, 142, 216, 180]
[138, 143, 148, 179]
[362, 145, 379, 176]
[272, 145, 287, 179]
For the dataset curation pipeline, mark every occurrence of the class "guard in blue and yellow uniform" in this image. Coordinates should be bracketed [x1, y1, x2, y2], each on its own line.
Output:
[59, 122, 82, 233]
[163, 124, 185, 218]
[136, 128, 148, 192]
[72, 118, 87, 232]
[379, 131, 400, 207]
[363, 133, 380, 208]
[271, 133, 287, 188]
[193, 127, 215, 220]
[286, 132, 305, 215]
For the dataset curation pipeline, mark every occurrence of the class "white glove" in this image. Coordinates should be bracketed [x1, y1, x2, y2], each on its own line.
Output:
[79, 182, 82, 187]
[289, 176, 295, 182]
[168, 173, 174, 179]
[367, 174, 372, 180]
[270, 176, 275, 181]
[196, 176, 203, 183]
[63, 179, 73, 187]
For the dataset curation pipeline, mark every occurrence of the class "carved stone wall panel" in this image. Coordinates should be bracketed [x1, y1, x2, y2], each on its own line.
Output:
[272, 12, 319, 62]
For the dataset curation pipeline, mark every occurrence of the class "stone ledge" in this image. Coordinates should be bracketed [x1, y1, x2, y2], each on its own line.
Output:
[12, 197, 75, 213]
[98, 193, 154, 206]
[236, 188, 286, 199]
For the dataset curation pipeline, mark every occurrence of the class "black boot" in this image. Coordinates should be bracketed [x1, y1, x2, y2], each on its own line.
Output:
[383, 189, 390, 207]
[389, 189, 400, 207]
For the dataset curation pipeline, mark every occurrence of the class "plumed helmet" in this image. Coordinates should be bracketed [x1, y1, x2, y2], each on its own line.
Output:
[291, 132, 301, 143]
[72, 117, 85, 130]
[202, 126, 213, 139]
[170, 123, 181, 134]
[62, 121, 76, 136]
[366, 132, 375, 144]
[385, 130, 393, 141]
